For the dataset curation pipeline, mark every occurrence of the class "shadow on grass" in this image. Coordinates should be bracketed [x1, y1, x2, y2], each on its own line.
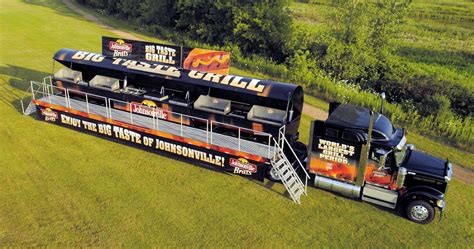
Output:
[0, 64, 49, 114]
[314, 187, 405, 221]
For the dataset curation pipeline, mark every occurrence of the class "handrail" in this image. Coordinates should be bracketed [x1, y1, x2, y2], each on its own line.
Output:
[277, 129, 309, 195]
[211, 120, 272, 137]
[20, 99, 25, 114]
[31, 81, 275, 158]
[272, 137, 307, 199]
[279, 130, 310, 179]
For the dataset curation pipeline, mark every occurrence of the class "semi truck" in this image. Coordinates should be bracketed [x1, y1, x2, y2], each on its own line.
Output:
[304, 102, 452, 224]
[24, 42, 452, 225]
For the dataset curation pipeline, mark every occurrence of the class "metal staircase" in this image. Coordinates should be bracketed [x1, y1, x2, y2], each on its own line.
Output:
[20, 77, 52, 116]
[271, 127, 310, 204]
[23, 101, 37, 115]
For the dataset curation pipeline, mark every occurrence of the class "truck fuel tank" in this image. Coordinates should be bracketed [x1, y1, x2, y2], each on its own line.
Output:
[314, 175, 361, 198]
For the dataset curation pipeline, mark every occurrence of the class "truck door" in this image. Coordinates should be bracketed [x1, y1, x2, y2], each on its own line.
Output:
[307, 120, 362, 183]
[365, 147, 395, 188]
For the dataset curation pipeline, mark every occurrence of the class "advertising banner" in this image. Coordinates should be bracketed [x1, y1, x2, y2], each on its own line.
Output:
[36, 105, 266, 181]
[308, 123, 362, 183]
[102, 36, 230, 75]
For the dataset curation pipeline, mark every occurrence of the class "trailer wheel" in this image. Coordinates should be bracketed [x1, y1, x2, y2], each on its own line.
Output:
[267, 167, 281, 182]
[406, 200, 435, 224]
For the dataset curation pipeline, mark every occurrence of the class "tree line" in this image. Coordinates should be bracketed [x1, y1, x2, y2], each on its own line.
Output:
[77, 0, 472, 150]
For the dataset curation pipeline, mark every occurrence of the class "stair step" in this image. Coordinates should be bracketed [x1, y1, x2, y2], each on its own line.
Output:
[282, 170, 292, 180]
[290, 184, 303, 194]
[275, 160, 285, 168]
[24, 101, 37, 115]
[286, 177, 297, 187]
[271, 140, 308, 204]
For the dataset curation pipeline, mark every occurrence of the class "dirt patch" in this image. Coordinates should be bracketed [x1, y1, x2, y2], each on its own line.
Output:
[303, 103, 328, 121]
[452, 165, 474, 185]
[62, 0, 474, 186]
[63, 0, 140, 40]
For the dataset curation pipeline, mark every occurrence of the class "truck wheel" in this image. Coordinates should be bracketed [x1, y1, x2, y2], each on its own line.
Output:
[267, 167, 281, 182]
[406, 200, 435, 224]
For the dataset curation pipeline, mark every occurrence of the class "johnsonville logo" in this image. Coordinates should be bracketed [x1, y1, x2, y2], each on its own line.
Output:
[230, 158, 257, 175]
[41, 108, 58, 122]
[131, 100, 168, 120]
[109, 39, 132, 56]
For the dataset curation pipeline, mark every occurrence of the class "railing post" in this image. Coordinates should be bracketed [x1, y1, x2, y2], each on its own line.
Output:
[268, 135, 271, 158]
[152, 108, 156, 130]
[129, 103, 133, 124]
[85, 94, 90, 114]
[108, 98, 112, 119]
[103, 97, 108, 118]
[210, 121, 213, 145]
[206, 120, 209, 144]
[20, 99, 25, 115]
[155, 113, 162, 130]
[238, 128, 241, 151]
[65, 89, 70, 108]
[46, 84, 51, 104]
[30, 82, 35, 100]
[180, 114, 183, 137]
[280, 130, 285, 150]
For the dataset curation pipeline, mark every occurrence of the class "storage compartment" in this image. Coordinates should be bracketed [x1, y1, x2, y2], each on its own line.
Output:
[194, 95, 231, 115]
[54, 68, 83, 83]
[362, 184, 398, 209]
[247, 105, 287, 126]
[89, 75, 120, 92]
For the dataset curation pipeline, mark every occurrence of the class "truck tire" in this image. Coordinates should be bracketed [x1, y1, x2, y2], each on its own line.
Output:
[406, 200, 435, 224]
[267, 166, 281, 182]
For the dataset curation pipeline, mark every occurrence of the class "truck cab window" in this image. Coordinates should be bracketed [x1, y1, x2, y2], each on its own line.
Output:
[371, 130, 388, 140]
[325, 128, 338, 138]
[342, 131, 358, 142]
[394, 145, 407, 166]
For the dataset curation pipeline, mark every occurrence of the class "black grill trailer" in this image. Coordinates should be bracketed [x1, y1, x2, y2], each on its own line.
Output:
[23, 48, 452, 224]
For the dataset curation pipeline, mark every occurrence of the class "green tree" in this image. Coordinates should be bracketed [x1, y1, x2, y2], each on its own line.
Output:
[232, 0, 293, 61]
[174, 0, 293, 61]
[320, 0, 412, 86]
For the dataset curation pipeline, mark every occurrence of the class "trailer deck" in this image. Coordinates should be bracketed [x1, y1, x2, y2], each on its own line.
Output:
[40, 94, 274, 159]
[23, 78, 309, 204]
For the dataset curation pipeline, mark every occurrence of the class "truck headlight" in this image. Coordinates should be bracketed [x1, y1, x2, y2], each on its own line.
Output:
[437, 200, 445, 208]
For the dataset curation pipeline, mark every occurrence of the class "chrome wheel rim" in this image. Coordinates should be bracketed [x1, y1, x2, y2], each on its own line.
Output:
[410, 205, 429, 221]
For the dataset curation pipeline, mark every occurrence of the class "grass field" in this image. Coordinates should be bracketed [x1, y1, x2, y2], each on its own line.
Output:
[290, 0, 473, 88]
[1, 0, 473, 247]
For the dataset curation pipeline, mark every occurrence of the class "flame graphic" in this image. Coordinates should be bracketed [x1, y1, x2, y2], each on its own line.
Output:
[191, 56, 229, 68]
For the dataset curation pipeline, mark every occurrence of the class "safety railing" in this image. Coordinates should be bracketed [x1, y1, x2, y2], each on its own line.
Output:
[271, 136, 306, 202]
[29, 80, 276, 159]
[210, 120, 274, 158]
[276, 126, 310, 194]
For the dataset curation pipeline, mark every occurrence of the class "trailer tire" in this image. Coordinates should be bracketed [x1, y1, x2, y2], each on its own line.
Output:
[406, 200, 435, 224]
[267, 166, 281, 182]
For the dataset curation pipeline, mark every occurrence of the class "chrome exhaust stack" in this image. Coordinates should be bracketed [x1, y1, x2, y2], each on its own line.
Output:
[380, 92, 386, 114]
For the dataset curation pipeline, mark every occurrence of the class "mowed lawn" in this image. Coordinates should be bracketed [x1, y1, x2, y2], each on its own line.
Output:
[0, 0, 473, 247]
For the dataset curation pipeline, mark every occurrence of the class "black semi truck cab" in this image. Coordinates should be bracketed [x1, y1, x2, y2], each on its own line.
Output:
[307, 102, 453, 224]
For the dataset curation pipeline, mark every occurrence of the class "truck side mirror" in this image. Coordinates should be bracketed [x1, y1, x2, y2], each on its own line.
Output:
[378, 154, 387, 170]
[407, 144, 415, 151]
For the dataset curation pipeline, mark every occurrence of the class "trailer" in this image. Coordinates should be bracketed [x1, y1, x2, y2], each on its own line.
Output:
[21, 42, 452, 224]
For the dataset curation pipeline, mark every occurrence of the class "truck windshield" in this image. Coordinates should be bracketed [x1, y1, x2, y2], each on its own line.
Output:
[394, 145, 407, 166]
